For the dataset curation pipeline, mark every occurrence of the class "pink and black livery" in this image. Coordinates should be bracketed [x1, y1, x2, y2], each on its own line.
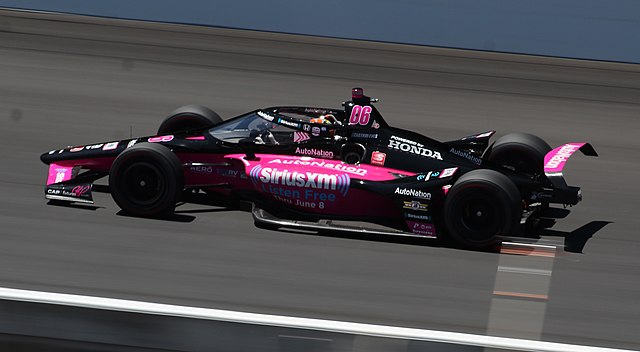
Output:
[40, 88, 597, 249]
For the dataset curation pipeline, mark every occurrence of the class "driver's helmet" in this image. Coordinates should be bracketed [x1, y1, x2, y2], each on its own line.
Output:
[310, 114, 336, 125]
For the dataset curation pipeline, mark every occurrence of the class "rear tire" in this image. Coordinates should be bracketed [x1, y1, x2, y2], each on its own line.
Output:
[110, 143, 184, 217]
[487, 133, 551, 177]
[157, 105, 222, 135]
[444, 169, 521, 249]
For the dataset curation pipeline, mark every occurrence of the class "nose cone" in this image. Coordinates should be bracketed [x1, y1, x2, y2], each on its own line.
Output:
[41, 150, 55, 164]
[41, 148, 66, 164]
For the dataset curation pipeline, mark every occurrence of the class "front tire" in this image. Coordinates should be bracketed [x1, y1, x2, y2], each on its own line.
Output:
[444, 169, 521, 249]
[110, 143, 184, 217]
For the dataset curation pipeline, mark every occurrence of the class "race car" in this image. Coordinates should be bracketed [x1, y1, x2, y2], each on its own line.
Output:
[40, 88, 597, 249]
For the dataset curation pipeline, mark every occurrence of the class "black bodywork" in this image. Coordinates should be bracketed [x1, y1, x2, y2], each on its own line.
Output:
[41, 88, 595, 247]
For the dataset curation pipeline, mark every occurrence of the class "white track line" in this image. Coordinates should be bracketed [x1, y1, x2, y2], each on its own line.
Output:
[0, 287, 635, 352]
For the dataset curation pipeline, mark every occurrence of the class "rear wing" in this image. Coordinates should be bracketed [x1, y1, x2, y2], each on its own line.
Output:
[544, 142, 597, 191]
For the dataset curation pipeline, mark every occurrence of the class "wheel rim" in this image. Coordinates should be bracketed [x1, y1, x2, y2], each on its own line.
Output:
[452, 190, 502, 243]
[462, 198, 497, 232]
[121, 162, 165, 206]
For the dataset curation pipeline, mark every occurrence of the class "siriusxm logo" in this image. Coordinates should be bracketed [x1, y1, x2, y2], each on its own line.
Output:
[250, 166, 350, 196]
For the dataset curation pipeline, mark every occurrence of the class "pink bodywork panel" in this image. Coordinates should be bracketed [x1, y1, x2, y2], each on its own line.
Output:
[200, 154, 413, 216]
[227, 154, 416, 181]
[46, 163, 73, 185]
[543, 142, 586, 174]
[45, 158, 116, 185]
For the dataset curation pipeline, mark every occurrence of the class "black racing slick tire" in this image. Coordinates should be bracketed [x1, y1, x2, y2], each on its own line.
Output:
[444, 169, 521, 249]
[109, 143, 184, 218]
[157, 105, 222, 135]
[487, 133, 552, 177]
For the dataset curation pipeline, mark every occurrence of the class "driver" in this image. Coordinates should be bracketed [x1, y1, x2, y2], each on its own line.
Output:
[310, 114, 338, 125]
[252, 122, 278, 145]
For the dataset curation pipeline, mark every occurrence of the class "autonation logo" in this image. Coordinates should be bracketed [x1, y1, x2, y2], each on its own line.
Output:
[295, 147, 334, 159]
[394, 187, 431, 200]
[267, 158, 367, 176]
[449, 148, 482, 165]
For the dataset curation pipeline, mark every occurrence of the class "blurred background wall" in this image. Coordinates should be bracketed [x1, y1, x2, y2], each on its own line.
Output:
[0, 0, 637, 63]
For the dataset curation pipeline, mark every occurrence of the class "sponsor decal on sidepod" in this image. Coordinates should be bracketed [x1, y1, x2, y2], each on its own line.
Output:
[371, 151, 386, 166]
[190, 165, 214, 173]
[190, 166, 239, 178]
[267, 158, 366, 176]
[394, 187, 431, 200]
[406, 221, 436, 237]
[403, 201, 428, 211]
[250, 165, 350, 196]
[295, 147, 333, 159]
[405, 213, 431, 221]
[249, 165, 350, 209]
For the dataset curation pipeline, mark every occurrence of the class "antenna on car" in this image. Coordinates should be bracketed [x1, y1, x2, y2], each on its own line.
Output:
[352, 87, 364, 99]
[130, 126, 132, 139]
[351, 87, 378, 104]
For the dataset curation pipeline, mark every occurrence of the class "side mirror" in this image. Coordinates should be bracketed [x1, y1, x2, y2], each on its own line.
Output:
[341, 143, 366, 165]
[239, 137, 259, 161]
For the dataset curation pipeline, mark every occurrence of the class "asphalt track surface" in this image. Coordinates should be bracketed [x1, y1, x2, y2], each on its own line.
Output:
[0, 9, 639, 350]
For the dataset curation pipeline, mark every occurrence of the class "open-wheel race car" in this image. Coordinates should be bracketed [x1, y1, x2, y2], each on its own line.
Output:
[41, 88, 597, 249]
